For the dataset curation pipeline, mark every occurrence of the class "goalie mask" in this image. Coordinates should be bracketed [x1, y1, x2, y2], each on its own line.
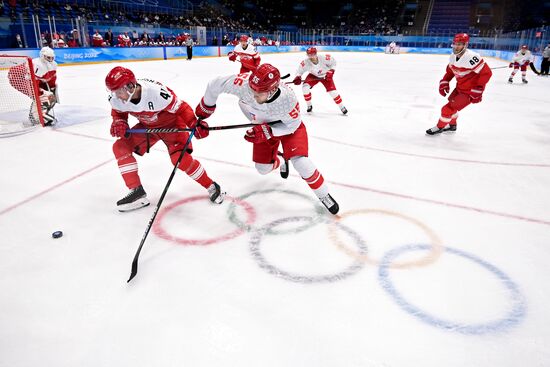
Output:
[40, 47, 55, 63]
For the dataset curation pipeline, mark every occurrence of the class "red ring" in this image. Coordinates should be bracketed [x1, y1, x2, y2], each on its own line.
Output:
[153, 195, 256, 245]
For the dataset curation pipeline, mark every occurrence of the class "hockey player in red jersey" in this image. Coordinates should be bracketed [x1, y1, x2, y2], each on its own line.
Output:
[426, 33, 492, 135]
[228, 35, 260, 74]
[292, 47, 347, 115]
[508, 45, 534, 84]
[105, 66, 225, 212]
[194, 64, 339, 215]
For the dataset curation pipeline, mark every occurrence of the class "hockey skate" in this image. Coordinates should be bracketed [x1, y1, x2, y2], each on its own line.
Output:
[320, 193, 339, 215]
[278, 152, 289, 179]
[508, 77, 513, 83]
[426, 124, 456, 135]
[522, 78, 528, 84]
[117, 185, 150, 212]
[307, 105, 313, 113]
[207, 181, 225, 204]
[340, 106, 348, 115]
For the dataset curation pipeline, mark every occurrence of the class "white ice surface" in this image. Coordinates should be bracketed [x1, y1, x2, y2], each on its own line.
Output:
[1, 52, 549, 367]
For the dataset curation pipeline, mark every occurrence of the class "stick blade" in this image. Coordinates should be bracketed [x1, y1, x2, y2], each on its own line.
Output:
[127, 261, 138, 282]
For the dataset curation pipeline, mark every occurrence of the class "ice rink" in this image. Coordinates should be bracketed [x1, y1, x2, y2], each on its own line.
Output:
[1, 51, 549, 367]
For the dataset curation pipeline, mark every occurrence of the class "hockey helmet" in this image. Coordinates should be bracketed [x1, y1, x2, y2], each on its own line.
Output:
[306, 47, 317, 56]
[105, 66, 137, 92]
[240, 35, 249, 42]
[40, 47, 55, 62]
[249, 63, 280, 93]
[521, 45, 528, 50]
[453, 33, 469, 45]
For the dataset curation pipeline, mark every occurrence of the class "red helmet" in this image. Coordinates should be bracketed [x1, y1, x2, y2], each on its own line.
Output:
[249, 63, 280, 93]
[105, 66, 136, 91]
[306, 47, 317, 55]
[240, 35, 249, 42]
[521, 45, 528, 49]
[453, 33, 469, 44]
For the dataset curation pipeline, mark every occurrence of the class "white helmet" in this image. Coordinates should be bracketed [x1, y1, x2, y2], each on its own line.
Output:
[40, 47, 55, 63]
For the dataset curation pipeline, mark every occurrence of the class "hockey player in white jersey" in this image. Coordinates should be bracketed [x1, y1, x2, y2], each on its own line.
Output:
[33, 47, 58, 125]
[426, 33, 492, 135]
[105, 66, 225, 211]
[194, 64, 340, 214]
[292, 47, 347, 115]
[228, 35, 261, 74]
[508, 45, 534, 84]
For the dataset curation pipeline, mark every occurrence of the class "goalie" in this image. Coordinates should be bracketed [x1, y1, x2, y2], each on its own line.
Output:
[8, 47, 58, 125]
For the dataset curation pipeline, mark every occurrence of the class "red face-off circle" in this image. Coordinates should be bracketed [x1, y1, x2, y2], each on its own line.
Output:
[153, 195, 256, 245]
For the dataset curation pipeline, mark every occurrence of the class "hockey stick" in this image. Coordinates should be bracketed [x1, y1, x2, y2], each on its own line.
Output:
[127, 120, 281, 134]
[490, 66, 510, 70]
[529, 62, 541, 75]
[127, 127, 196, 283]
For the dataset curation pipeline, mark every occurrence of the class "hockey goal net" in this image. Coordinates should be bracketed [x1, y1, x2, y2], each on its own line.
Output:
[0, 55, 44, 137]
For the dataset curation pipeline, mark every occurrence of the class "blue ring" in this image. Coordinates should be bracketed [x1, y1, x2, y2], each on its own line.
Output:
[378, 244, 526, 335]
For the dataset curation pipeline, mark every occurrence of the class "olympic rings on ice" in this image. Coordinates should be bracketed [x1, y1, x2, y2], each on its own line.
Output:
[378, 244, 526, 335]
[249, 216, 368, 283]
[227, 189, 326, 235]
[153, 195, 256, 245]
[328, 209, 444, 269]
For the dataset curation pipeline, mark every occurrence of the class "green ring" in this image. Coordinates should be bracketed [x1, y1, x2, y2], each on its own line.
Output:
[227, 189, 326, 235]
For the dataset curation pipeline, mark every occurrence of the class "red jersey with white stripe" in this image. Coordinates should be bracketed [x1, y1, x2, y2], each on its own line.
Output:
[109, 78, 191, 128]
[32, 57, 57, 90]
[442, 49, 492, 94]
[202, 73, 301, 137]
[295, 54, 336, 79]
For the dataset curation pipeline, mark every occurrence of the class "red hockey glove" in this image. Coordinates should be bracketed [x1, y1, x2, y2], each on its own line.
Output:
[110, 119, 129, 138]
[244, 123, 272, 144]
[240, 55, 256, 70]
[325, 69, 335, 81]
[439, 80, 450, 97]
[195, 97, 216, 120]
[509, 62, 514, 68]
[228, 52, 237, 62]
[292, 76, 302, 85]
[470, 86, 484, 104]
[191, 119, 210, 139]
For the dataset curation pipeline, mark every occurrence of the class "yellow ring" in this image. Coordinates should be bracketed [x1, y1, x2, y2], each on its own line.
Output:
[328, 209, 443, 269]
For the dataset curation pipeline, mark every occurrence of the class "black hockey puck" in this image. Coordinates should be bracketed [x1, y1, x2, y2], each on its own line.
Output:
[52, 231, 63, 239]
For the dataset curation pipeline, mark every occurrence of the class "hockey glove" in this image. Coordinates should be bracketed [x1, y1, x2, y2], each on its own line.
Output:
[191, 119, 210, 139]
[195, 97, 216, 120]
[325, 69, 335, 81]
[292, 76, 302, 85]
[438, 80, 450, 97]
[244, 123, 272, 144]
[509, 62, 514, 68]
[228, 52, 237, 62]
[110, 119, 129, 138]
[470, 86, 484, 103]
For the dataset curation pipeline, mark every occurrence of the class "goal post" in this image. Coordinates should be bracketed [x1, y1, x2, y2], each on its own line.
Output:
[0, 55, 44, 137]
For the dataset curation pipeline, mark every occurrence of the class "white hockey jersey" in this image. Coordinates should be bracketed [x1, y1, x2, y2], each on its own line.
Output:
[295, 54, 336, 78]
[32, 57, 57, 90]
[109, 78, 183, 127]
[512, 50, 533, 65]
[202, 73, 301, 137]
[233, 43, 260, 60]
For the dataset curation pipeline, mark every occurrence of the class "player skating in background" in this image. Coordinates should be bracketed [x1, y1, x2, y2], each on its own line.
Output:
[228, 35, 261, 74]
[194, 64, 340, 214]
[426, 33, 492, 135]
[105, 66, 225, 212]
[292, 47, 347, 115]
[387, 41, 398, 54]
[508, 45, 534, 84]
